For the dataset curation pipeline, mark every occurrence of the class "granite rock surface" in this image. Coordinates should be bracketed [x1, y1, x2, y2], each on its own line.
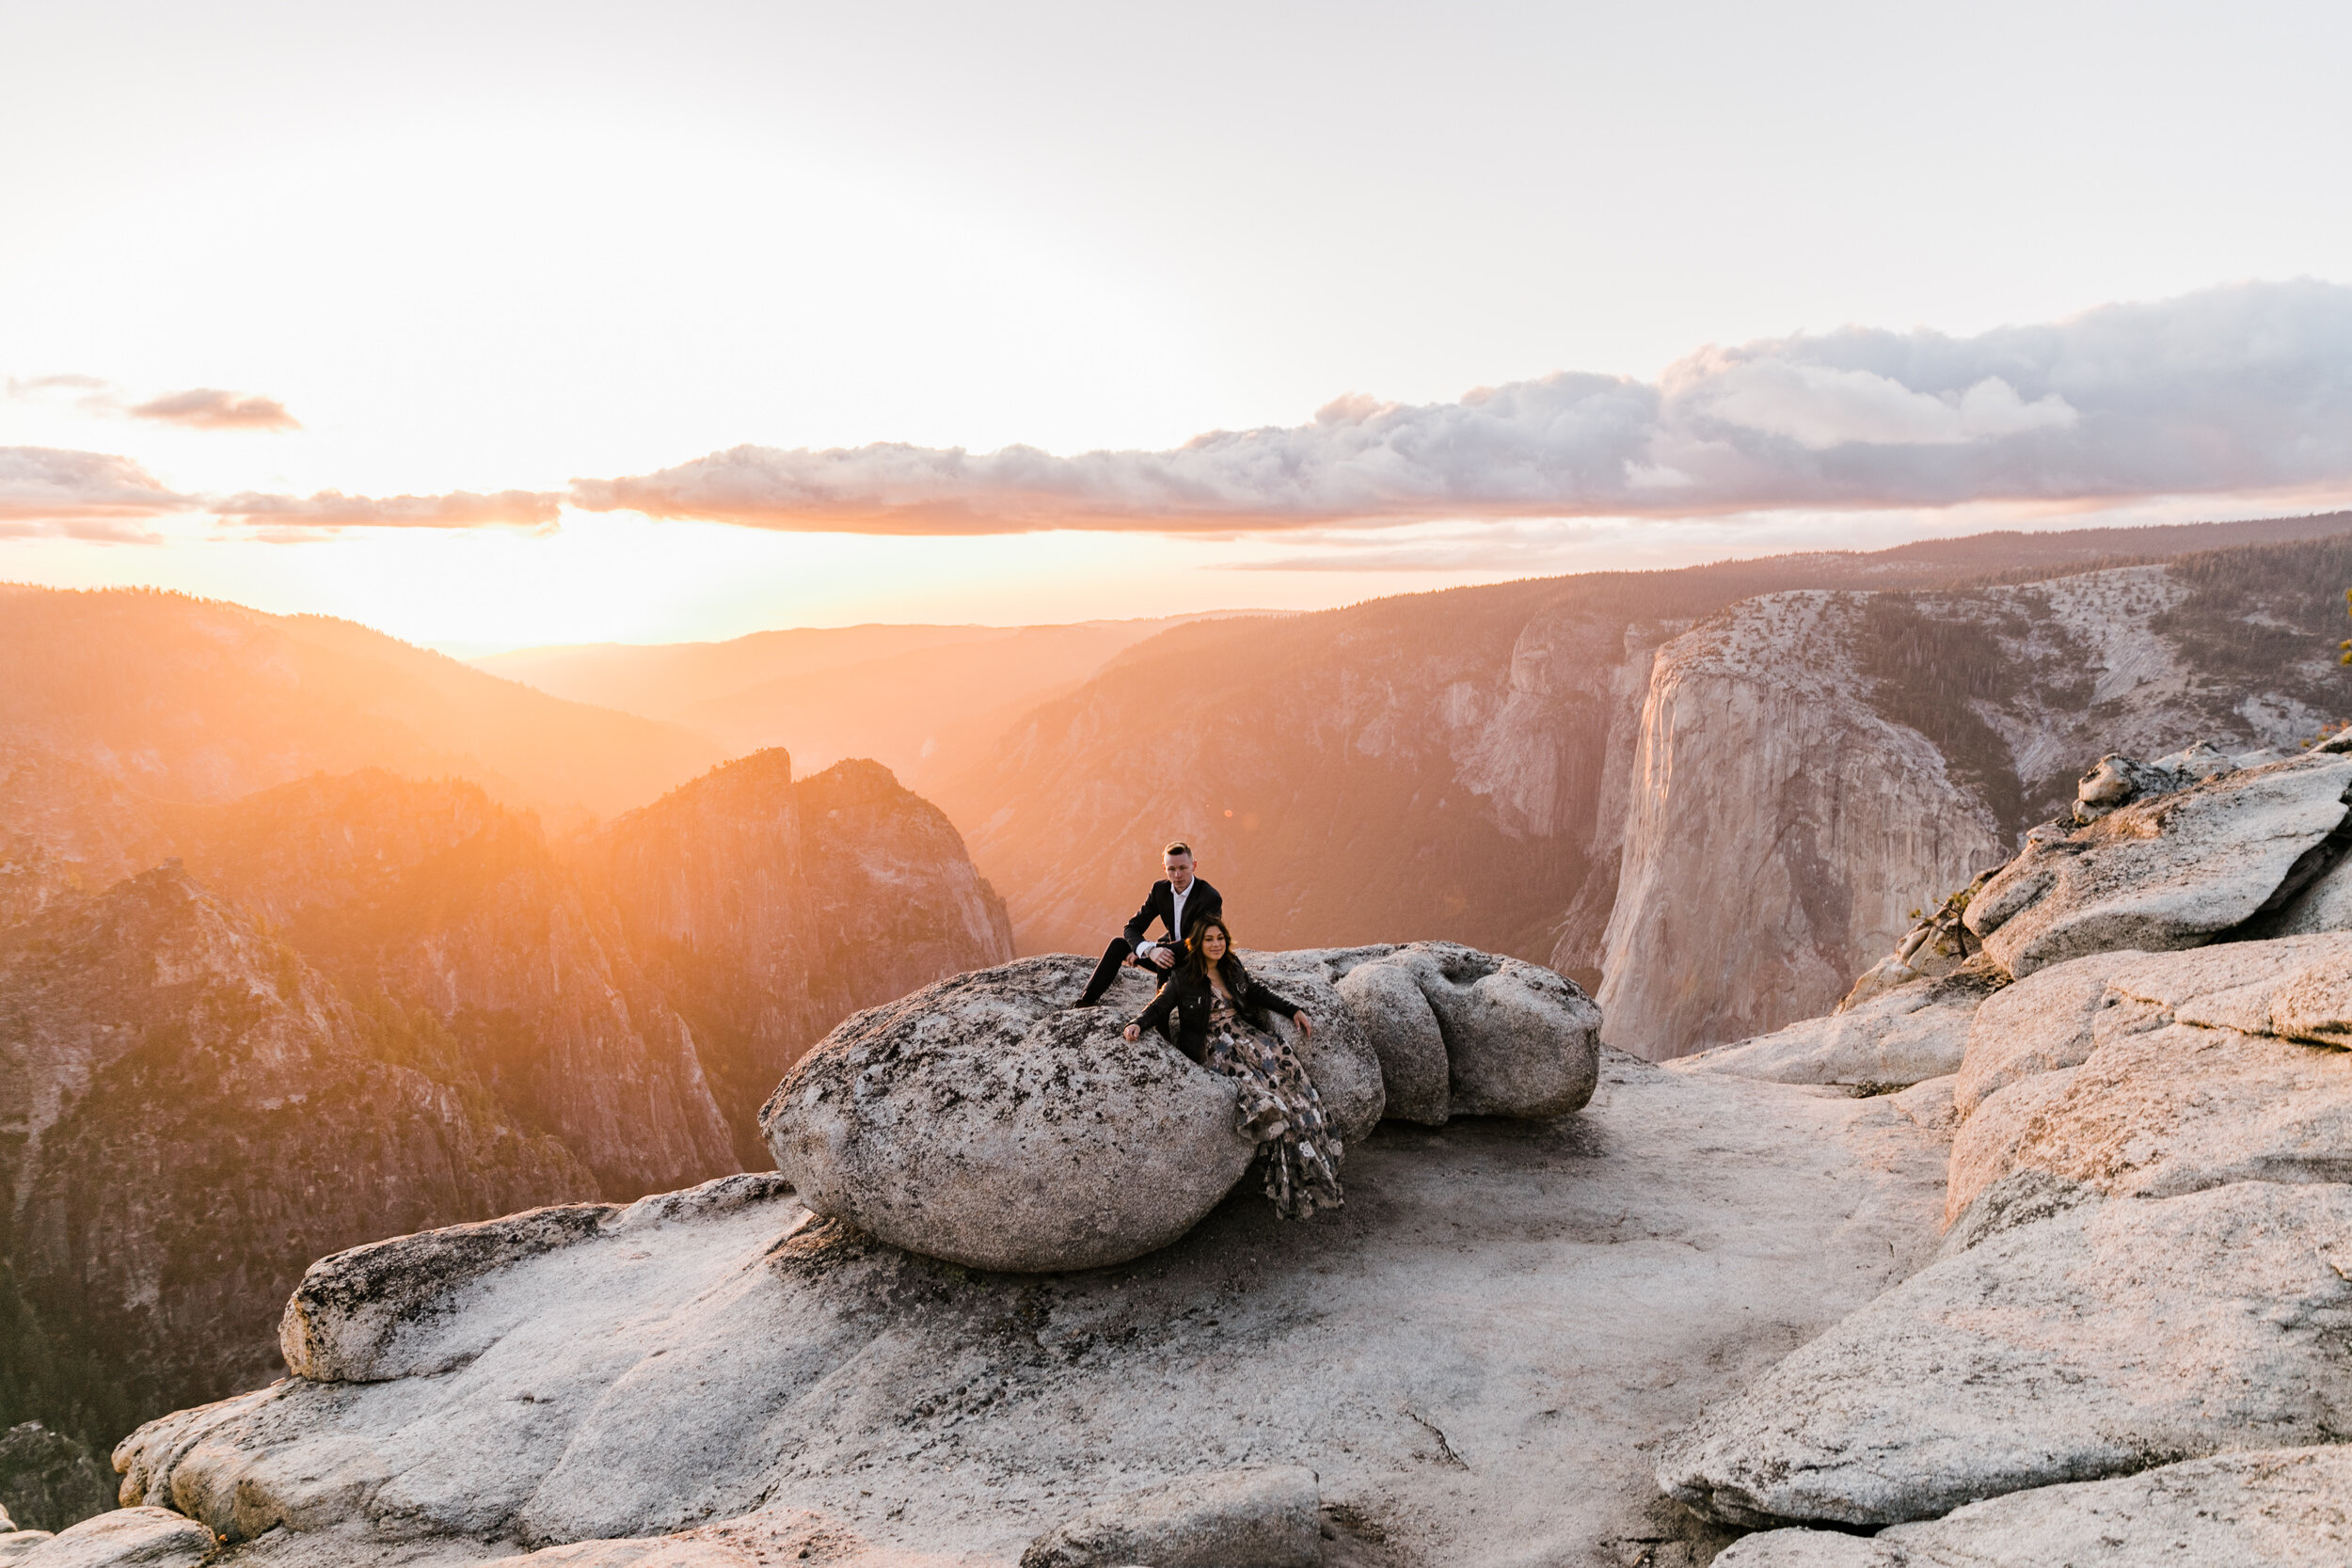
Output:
[1661, 1177, 2352, 1528]
[1018, 1465, 1320, 1568]
[1963, 752, 2352, 976]
[1949, 948, 2143, 1117]
[759, 957, 1259, 1274]
[762, 943, 1597, 1272]
[1669, 967, 2001, 1088]
[113, 1053, 1947, 1567]
[1712, 1444, 2352, 1567]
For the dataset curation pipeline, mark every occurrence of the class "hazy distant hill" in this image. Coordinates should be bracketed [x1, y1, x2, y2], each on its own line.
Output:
[472, 614, 1260, 787]
[933, 512, 2352, 970]
[0, 585, 723, 822]
[473, 624, 1014, 718]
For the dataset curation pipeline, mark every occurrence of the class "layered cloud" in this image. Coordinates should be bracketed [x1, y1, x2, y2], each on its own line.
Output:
[128, 388, 302, 432]
[0, 447, 191, 521]
[8, 376, 301, 431]
[7, 280, 2351, 545]
[572, 279, 2352, 533]
[211, 489, 560, 529]
[0, 448, 556, 542]
[6, 374, 110, 399]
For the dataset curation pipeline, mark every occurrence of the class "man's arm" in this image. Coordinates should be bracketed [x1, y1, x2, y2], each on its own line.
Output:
[1143, 880, 1215, 970]
[1120, 883, 1168, 949]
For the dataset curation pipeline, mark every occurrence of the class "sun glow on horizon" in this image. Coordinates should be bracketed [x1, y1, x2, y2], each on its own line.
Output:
[7, 4, 2352, 644]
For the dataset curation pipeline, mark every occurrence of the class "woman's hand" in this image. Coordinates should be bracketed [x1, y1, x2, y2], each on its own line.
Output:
[1122, 1023, 1140, 1042]
[1293, 1010, 1313, 1036]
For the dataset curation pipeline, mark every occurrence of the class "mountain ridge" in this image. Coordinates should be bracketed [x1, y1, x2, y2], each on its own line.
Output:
[0, 584, 723, 825]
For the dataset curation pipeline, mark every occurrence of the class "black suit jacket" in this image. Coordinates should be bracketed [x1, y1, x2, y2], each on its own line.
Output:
[1130, 959, 1305, 1064]
[1120, 877, 1223, 952]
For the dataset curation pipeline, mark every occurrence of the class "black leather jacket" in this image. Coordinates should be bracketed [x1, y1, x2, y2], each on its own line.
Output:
[1130, 960, 1305, 1064]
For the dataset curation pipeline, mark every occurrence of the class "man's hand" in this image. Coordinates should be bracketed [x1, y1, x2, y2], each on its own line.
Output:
[1149, 946, 1177, 970]
[1293, 1010, 1314, 1036]
[1122, 1023, 1141, 1041]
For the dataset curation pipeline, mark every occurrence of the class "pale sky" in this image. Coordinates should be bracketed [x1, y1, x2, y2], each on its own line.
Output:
[5, 1, 2351, 649]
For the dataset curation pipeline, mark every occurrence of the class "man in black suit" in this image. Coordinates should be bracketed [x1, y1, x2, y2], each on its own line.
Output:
[1073, 840, 1222, 1006]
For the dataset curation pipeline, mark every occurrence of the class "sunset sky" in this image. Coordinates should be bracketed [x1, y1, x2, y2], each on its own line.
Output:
[6, 2, 2352, 650]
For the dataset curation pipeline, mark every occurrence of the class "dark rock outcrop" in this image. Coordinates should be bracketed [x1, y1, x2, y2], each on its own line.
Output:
[165, 768, 739, 1197]
[0, 866, 589, 1489]
[0, 1424, 110, 1536]
[591, 751, 1015, 1163]
[0, 747, 1012, 1513]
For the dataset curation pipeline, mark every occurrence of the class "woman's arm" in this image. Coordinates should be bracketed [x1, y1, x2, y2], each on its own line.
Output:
[1239, 974, 1314, 1035]
[1122, 979, 1179, 1041]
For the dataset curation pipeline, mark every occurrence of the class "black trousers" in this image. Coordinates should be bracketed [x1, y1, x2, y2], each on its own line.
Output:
[1078, 937, 1176, 1005]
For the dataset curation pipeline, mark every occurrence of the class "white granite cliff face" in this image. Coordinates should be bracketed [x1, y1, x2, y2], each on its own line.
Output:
[1597, 595, 2005, 1059]
[1596, 559, 2348, 1059]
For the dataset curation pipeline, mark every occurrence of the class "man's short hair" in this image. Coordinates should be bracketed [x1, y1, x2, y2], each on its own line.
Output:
[1163, 841, 1193, 859]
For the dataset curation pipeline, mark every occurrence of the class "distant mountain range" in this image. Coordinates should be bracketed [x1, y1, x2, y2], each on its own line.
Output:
[0, 584, 723, 826]
[470, 612, 1266, 793]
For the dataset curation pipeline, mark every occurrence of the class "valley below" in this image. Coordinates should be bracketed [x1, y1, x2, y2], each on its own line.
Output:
[8, 509, 2352, 1563]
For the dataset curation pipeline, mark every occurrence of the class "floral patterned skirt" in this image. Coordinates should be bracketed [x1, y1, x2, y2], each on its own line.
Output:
[1203, 1014, 1345, 1220]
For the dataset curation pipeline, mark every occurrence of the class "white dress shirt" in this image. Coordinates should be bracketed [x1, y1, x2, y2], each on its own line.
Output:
[1144, 879, 1194, 965]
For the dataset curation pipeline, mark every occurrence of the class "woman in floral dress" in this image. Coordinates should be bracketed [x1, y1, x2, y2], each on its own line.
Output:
[1123, 915, 1344, 1218]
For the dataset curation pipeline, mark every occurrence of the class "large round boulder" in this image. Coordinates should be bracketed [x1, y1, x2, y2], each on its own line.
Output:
[1233, 951, 1388, 1143]
[1324, 942, 1602, 1119]
[761, 957, 1258, 1273]
[1332, 960, 1450, 1124]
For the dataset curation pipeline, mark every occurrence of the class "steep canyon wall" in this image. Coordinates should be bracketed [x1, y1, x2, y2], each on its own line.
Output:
[1597, 594, 2005, 1053]
[1600, 538, 2352, 1056]
[942, 521, 2352, 1063]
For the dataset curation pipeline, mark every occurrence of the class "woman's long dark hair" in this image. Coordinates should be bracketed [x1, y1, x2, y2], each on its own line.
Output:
[1182, 914, 1242, 989]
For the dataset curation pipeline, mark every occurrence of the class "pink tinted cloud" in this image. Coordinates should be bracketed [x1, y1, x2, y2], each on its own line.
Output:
[211, 489, 562, 531]
[0, 446, 190, 524]
[0, 448, 564, 543]
[128, 388, 302, 432]
[570, 279, 2352, 534]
